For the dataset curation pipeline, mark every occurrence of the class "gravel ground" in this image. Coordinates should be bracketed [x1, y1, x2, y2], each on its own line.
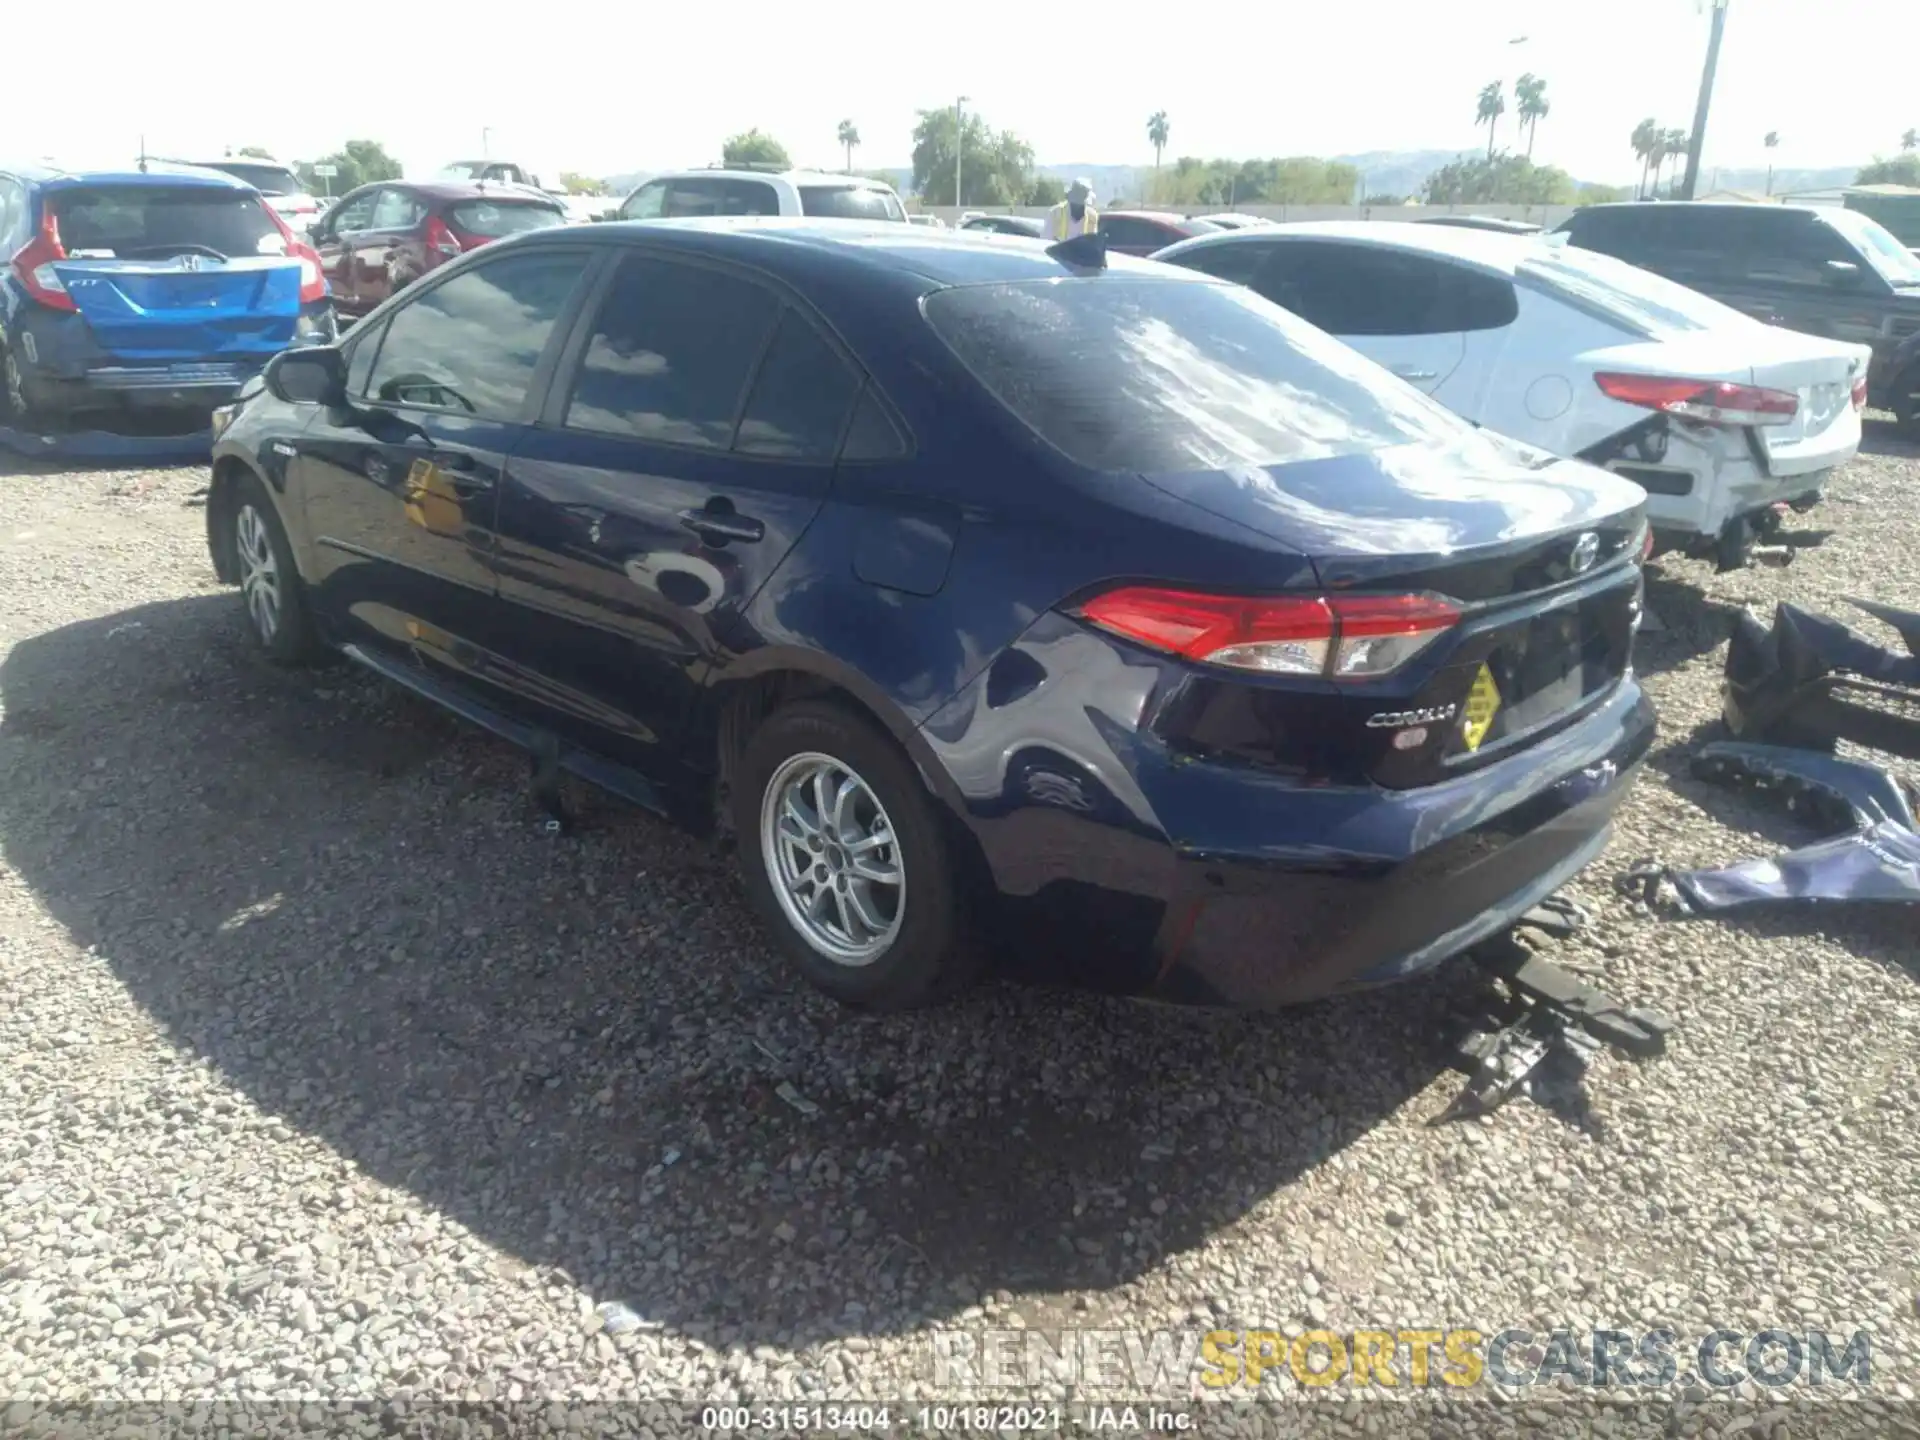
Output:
[2, 429, 1917, 1424]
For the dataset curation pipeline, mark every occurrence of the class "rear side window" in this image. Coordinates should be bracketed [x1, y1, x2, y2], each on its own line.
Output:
[1163, 241, 1270, 285]
[563, 255, 779, 446]
[1254, 243, 1517, 335]
[798, 186, 905, 222]
[924, 277, 1471, 473]
[735, 309, 862, 458]
[50, 186, 281, 259]
[369, 189, 426, 230]
[450, 201, 566, 237]
[664, 178, 781, 218]
[368, 250, 588, 419]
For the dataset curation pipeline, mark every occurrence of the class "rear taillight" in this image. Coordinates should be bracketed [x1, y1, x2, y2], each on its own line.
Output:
[264, 205, 327, 305]
[1074, 587, 1461, 679]
[9, 210, 75, 313]
[1595, 371, 1798, 427]
[425, 216, 464, 260]
[1851, 375, 1869, 412]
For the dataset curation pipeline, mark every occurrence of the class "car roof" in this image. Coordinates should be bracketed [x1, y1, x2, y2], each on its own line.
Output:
[1163, 219, 1550, 274]
[641, 168, 898, 190]
[334, 179, 560, 203]
[1568, 201, 1831, 220]
[0, 160, 257, 192]
[560, 216, 1211, 287]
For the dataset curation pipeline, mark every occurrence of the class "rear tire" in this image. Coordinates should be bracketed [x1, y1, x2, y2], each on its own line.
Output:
[1893, 363, 1920, 442]
[732, 700, 976, 1010]
[230, 473, 322, 666]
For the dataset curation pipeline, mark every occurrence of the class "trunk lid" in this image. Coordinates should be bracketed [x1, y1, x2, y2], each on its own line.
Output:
[49, 256, 303, 359]
[1140, 439, 1647, 789]
[1587, 330, 1869, 476]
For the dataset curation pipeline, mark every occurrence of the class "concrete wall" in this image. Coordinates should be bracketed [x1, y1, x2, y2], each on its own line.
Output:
[917, 202, 1579, 229]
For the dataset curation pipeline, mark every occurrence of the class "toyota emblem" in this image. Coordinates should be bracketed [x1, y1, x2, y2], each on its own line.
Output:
[1570, 531, 1601, 574]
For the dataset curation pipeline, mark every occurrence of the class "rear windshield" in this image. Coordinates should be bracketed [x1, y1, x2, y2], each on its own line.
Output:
[1519, 245, 1742, 337]
[798, 186, 906, 222]
[206, 162, 301, 196]
[50, 186, 283, 260]
[923, 276, 1472, 473]
[449, 200, 567, 237]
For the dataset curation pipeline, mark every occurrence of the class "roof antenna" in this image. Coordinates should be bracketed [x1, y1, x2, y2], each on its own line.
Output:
[1046, 231, 1108, 270]
[138, 134, 148, 174]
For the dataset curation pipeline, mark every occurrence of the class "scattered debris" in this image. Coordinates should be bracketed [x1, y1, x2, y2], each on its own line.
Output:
[1724, 600, 1920, 760]
[1623, 742, 1920, 915]
[774, 1081, 821, 1118]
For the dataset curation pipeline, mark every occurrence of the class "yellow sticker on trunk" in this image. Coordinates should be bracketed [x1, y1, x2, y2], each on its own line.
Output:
[1461, 663, 1502, 752]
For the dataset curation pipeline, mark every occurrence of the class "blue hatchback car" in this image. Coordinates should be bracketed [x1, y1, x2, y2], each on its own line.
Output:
[204, 219, 1656, 1011]
[0, 162, 334, 432]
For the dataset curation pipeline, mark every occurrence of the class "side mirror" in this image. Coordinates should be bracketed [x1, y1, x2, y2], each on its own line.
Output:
[264, 346, 347, 406]
[1822, 259, 1866, 289]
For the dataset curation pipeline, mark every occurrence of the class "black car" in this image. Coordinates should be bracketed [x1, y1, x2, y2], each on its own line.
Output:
[205, 219, 1654, 1011]
[1555, 203, 1920, 436]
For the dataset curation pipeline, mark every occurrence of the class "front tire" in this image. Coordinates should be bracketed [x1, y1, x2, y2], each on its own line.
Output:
[733, 701, 975, 1009]
[230, 474, 322, 665]
[1893, 363, 1920, 442]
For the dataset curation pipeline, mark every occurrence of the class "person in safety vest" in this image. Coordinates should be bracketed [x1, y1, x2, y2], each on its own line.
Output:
[1049, 178, 1098, 240]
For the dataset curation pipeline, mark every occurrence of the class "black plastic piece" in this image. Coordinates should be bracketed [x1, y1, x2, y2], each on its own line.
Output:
[1046, 232, 1109, 269]
[1723, 601, 1920, 760]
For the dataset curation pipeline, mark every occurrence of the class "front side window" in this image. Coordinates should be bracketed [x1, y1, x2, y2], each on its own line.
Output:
[1163, 241, 1271, 286]
[563, 255, 779, 446]
[924, 276, 1474, 473]
[325, 192, 377, 235]
[1819, 209, 1920, 287]
[50, 186, 282, 259]
[621, 182, 667, 220]
[367, 251, 588, 419]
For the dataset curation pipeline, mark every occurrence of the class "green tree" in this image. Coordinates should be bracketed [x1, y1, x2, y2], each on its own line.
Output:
[1515, 75, 1549, 160]
[1423, 154, 1575, 206]
[1903, 129, 1918, 152]
[295, 139, 402, 196]
[1858, 154, 1920, 186]
[910, 106, 1034, 206]
[559, 172, 604, 195]
[236, 145, 275, 160]
[1573, 183, 1632, 206]
[1476, 82, 1506, 161]
[1028, 175, 1066, 206]
[837, 120, 861, 173]
[1147, 110, 1170, 196]
[1630, 118, 1659, 199]
[722, 129, 791, 169]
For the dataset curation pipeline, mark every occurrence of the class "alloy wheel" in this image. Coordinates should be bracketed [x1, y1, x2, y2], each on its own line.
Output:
[759, 752, 904, 966]
[235, 503, 282, 643]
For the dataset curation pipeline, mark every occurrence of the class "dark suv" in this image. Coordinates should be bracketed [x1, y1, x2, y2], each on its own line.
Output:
[1554, 203, 1920, 435]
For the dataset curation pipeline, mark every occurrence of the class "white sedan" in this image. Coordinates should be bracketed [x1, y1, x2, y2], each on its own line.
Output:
[1154, 221, 1872, 569]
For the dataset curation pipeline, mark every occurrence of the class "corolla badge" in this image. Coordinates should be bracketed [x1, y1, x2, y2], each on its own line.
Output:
[1570, 531, 1601, 574]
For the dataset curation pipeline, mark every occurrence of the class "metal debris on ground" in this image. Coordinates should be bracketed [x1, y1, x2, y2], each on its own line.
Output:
[1623, 741, 1920, 915]
[774, 1081, 821, 1117]
[1724, 599, 1920, 761]
[1432, 896, 1674, 1124]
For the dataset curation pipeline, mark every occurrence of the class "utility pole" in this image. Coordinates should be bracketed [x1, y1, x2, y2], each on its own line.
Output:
[952, 97, 968, 210]
[1678, 0, 1729, 202]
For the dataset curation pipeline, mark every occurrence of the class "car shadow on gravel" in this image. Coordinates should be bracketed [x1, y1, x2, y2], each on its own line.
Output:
[1635, 568, 1746, 679]
[1860, 416, 1919, 459]
[0, 597, 1456, 1349]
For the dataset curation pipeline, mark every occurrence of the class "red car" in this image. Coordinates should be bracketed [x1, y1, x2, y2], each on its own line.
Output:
[310, 180, 566, 319]
[1097, 210, 1221, 256]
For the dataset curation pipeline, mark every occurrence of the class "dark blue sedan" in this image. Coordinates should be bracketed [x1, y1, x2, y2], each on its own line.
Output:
[204, 219, 1656, 1010]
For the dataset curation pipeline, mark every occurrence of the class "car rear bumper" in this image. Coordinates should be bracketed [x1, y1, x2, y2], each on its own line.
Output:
[1604, 423, 1856, 540]
[922, 618, 1657, 1009]
[10, 302, 334, 415]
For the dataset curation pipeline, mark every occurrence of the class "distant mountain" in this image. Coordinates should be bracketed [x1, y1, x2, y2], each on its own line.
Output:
[1692, 165, 1857, 196]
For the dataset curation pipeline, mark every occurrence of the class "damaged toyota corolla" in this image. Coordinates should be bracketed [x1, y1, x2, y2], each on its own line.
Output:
[205, 221, 1655, 1010]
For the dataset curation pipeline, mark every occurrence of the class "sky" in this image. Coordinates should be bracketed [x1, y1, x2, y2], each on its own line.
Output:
[14, 0, 1917, 188]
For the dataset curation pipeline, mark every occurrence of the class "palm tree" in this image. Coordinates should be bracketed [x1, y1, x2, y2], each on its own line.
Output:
[1646, 130, 1671, 197]
[1147, 110, 1171, 186]
[836, 120, 861, 173]
[1631, 118, 1659, 199]
[1903, 128, 1919, 152]
[1476, 82, 1507, 161]
[1764, 130, 1780, 195]
[1515, 75, 1550, 161]
[1663, 129, 1690, 196]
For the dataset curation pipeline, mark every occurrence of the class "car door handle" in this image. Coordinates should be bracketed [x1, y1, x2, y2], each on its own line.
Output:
[1392, 366, 1438, 381]
[679, 505, 765, 546]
